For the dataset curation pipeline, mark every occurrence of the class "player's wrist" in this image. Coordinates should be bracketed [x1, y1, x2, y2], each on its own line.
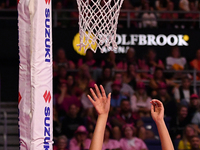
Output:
[155, 119, 165, 126]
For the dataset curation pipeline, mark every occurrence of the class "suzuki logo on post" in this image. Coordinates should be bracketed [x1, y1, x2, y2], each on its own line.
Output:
[45, 0, 50, 5]
[43, 90, 51, 103]
[18, 92, 22, 104]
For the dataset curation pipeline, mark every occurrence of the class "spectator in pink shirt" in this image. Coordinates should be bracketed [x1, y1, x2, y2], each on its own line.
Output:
[120, 124, 148, 150]
[69, 125, 91, 150]
[55, 81, 81, 114]
[102, 123, 121, 150]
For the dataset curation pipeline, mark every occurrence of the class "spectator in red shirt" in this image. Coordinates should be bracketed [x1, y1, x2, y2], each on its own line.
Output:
[190, 49, 200, 80]
[160, 1, 179, 28]
[184, 2, 199, 29]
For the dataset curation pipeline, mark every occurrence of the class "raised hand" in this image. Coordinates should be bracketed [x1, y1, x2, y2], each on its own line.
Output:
[87, 84, 111, 116]
[150, 99, 164, 123]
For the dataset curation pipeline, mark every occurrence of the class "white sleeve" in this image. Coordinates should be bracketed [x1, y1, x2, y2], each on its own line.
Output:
[174, 87, 180, 101]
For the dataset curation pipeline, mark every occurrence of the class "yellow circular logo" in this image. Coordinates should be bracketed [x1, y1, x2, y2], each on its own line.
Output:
[183, 35, 189, 41]
[72, 32, 97, 56]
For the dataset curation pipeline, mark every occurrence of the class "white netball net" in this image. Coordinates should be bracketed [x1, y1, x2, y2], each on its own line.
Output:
[76, 0, 124, 53]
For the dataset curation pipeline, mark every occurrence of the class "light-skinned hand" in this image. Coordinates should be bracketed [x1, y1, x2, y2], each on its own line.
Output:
[150, 99, 164, 123]
[87, 84, 111, 116]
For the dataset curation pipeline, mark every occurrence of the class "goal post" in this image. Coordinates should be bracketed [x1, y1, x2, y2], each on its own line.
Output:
[18, 0, 53, 149]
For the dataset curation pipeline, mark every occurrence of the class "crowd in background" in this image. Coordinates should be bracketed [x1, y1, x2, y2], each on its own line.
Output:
[52, 0, 200, 28]
[52, 46, 200, 150]
[1, 0, 200, 28]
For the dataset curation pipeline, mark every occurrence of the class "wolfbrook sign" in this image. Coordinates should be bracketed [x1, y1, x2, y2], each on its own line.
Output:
[101, 34, 189, 53]
[117, 34, 189, 46]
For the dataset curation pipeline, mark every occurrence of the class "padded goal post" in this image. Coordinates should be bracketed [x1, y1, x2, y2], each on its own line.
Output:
[18, 0, 53, 149]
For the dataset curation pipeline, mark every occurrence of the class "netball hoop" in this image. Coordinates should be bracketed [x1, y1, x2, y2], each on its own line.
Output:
[76, 0, 124, 53]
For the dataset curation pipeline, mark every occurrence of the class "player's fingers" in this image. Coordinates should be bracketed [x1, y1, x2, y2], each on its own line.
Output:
[94, 84, 102, 98]
[100, 85, 106, 98]
[150, 103, 154, 113]
[90, 88, 98, 101]
[87, 94, 95, 105]
[151, 99, 162, 107]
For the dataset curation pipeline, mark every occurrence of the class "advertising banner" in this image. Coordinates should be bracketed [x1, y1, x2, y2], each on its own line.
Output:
[52, 28, 200, 62]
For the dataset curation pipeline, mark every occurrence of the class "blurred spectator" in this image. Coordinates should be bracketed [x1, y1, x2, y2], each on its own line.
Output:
[160, 1, 179, 28]
[149, 68, 177, 96]
[125, 47, 137, 68]
[53, 65, 68, 94]
[137, 59, 152, 80]
[83, 107, 98, 129]
[119, 124, 148, 150]
[153, 82, 177, 119]
[174, 77, 195, 105]
[68, 0, 79, 26]
[96, 66, 113, 87]
[178, 125, 198, 150]
[53, 48, 75, 76]
[141, 48, 165, 79]
[184, 2, 199, 29]
[54, 1, 69, 27]
[53, 135, 68, 150]
[155, 0, 168, 10]
[61, 104, 84, 139]
[81, 81, 96, 110]
[130, 82, 151, 117]
[146, 48, 165, 72]
[123, 63, 138, 90]
[69, 125, 91, 150]
[179, 0, 190, 11]
[191, 106, 200, 135]
[140, 1, 157, 28]
[77, 49, 96, 68]
[66, 75, 82, 100]
[170, 105, 190, 139]
[166, 46, 187, 71]
[0, 1, 5, 9]
[110, 98, 146, 140]
[102, 124, 121, 150]
[110, 98, 140, 128]
[55, 81, 81, 115]
[190, 49, 200, 80]
[105, 72, 134, 98]
[110, 80, 127, 108]
[112, 126, 122, 141]
[187, 94, 199, 122]
[119, 0, 137, 28]
[53, 107, 62, 141]
[101, 51, 126, 70]
[76, 64, 93, 92]
[190, 135, 200, 150]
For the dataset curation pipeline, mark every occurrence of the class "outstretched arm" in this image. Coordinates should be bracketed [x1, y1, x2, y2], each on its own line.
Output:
[87, 84, 111, 150]
[150, 99, 174, 150]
